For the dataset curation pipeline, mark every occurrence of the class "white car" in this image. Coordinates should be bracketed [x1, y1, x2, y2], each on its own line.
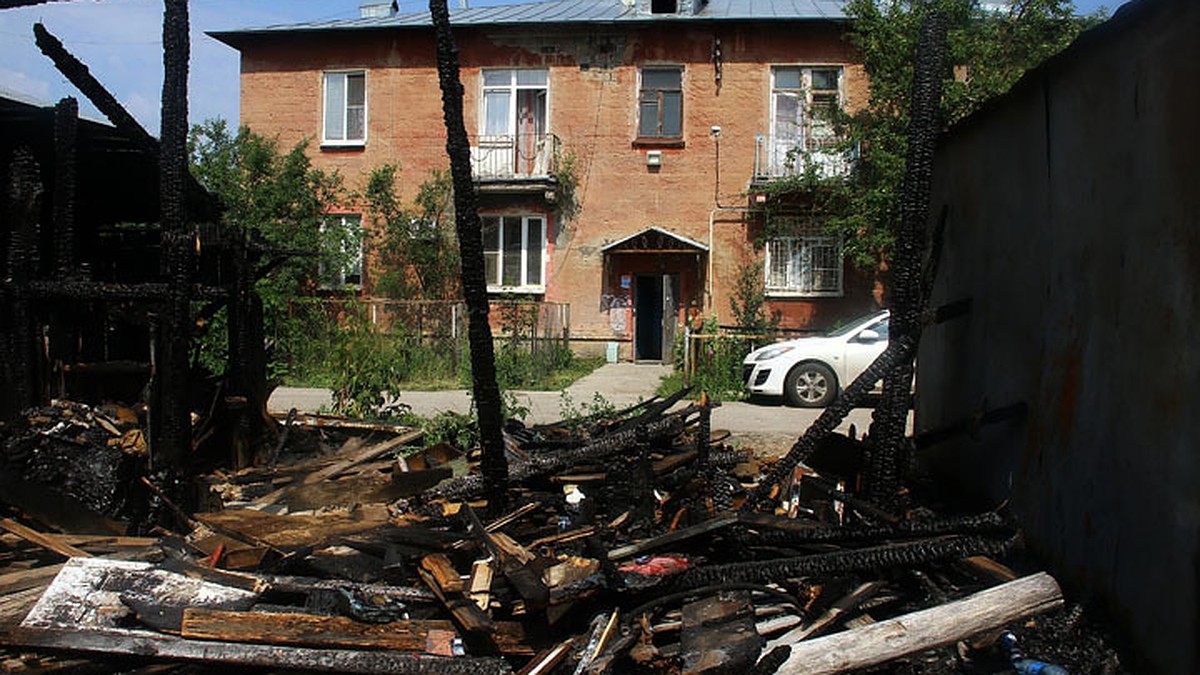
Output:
[742, 310, 890, 407]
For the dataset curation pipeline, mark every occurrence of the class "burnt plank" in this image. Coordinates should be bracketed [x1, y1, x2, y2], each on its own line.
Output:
[0, 519, 91, 559]
[0, 565, 64, 596]
[0, 625, 512, 674]
[302, 429, 423, 485]
[418, 555, 493, 635]
[680, 591, 763, 675]
[180, 609, 532, 656]
[607, 515, 737, 561]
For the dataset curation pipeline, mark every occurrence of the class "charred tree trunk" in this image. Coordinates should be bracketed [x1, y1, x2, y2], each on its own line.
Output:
[865, 12, 947, 511]
[429, 0, 508, 510]
[151, 0, 193, 472]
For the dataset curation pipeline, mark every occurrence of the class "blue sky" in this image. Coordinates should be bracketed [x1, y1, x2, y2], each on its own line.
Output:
[0, 0, 1126, 132]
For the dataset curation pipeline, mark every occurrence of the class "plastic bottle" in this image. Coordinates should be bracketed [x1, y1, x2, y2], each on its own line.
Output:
[1000, 632, 1070, 675]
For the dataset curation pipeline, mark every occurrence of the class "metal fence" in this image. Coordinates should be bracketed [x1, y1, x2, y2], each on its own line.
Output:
[284, 297, 570, 348]
[681, 325, 820, 386]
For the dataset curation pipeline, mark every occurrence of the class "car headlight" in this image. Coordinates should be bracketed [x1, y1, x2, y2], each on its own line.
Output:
[754, 345, 794, 361]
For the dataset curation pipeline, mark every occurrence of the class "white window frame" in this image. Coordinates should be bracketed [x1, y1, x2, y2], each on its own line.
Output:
[482, 215, 547, 294]
[318, 214, 364, 291]
[768, 65, 843, 174]
[322, 70, 367, 146]
[479, 69, 549, 137]
[764, 220, 843, 297]
[477, 69, 550, 177]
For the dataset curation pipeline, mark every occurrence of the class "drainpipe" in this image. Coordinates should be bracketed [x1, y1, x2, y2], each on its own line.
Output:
[708, 126, 752, 312]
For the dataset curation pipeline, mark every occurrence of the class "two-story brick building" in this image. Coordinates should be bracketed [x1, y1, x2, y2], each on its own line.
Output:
[211, 0, 878, 360]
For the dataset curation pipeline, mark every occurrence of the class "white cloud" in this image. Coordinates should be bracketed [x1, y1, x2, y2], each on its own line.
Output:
[0, 67, 51, 102]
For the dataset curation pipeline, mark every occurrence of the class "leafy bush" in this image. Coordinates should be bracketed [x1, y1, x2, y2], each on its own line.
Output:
[326, 303, 407, 418]
[690, 337, 755, 401]
[672, 317, 760, 401]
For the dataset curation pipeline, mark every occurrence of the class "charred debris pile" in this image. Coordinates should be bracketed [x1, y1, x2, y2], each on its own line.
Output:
[0, 391, 1124, 675]
[0, 5, 1127, 673]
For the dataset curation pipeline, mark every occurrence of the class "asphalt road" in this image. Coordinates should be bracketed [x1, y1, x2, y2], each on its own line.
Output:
[269, 362, 885, 454]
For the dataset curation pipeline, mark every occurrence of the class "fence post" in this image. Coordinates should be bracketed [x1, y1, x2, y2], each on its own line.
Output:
[682, 325, 691, 386]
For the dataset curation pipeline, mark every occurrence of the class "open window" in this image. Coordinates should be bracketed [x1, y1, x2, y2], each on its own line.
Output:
[767, 66, 842, 175]
[477, 69, 549, 177]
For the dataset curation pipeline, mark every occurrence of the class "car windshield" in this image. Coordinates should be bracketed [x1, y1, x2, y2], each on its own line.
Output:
[825, 312, 888, 338]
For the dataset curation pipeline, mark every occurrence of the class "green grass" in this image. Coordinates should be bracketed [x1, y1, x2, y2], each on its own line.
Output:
[656, 370, 687, 398]
[284, 345, 604, 393]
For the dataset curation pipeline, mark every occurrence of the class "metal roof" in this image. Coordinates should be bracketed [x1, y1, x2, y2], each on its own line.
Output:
[211, 0, 846, 43]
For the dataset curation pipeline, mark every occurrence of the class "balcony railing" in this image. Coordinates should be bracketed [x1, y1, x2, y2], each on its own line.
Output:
[471, 132, 560, 181]
[753, 134, 857, 182]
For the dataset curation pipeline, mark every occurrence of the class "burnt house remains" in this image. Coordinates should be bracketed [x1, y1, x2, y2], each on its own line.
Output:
[0, 14, 276, 501]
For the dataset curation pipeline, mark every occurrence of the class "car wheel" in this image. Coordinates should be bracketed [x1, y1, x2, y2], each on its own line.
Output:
[784, 362, 837, 408]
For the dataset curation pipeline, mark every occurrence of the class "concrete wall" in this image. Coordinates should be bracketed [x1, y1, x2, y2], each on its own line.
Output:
[232, 21, 879, 344]
[918, 0, 1199, 671]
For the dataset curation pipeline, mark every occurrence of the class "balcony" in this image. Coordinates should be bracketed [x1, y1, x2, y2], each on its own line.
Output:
[752, 134, 857, 186]
[471, 132, 561, 195]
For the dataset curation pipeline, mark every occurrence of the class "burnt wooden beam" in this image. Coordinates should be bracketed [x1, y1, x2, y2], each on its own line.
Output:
[671, 531, 1015, 591]
[0, 518, 92, 559]
[179, 609, 530, 655]
[301, 428, 424, 485]
[31, 22, 220, 220]
[411, 407, 691, 507]
[23, 279, 225, 302]
[866, 12, 948, 511]
[743, 334, 917, 510]
[0, 625, 513, 674]
[419, 553, 494, 635]
[32, 23, 157, 156]
[52, 97, 77, 275]
[463, 505, 548, 612]
[607, 514, 737, 561]
[3, 148, 42, 418]
[151, 0, 193, 472]
[429, 0, 509, 511]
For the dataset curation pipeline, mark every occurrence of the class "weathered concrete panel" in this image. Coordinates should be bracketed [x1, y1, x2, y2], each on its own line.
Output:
[919, 0, 1200, 671]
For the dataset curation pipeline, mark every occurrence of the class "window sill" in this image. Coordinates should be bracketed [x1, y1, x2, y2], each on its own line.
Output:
[632, 138, 685, 149]
[488, 286, 546, 295]
[766, 290, 843, 299]
[320, 141, 366, 151]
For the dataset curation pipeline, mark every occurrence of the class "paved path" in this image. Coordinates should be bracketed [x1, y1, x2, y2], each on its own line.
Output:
[270, 362, 673, 425]
[270, 362, 883, 454]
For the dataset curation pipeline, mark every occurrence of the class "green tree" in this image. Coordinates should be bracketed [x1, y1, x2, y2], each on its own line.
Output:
[778, 0, 1104, 272]
[187, 119, 349, 378]
[363, 164, 461, 300]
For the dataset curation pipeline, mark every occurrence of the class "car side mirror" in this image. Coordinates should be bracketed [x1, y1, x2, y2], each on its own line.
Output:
[856, 329, 882, 343]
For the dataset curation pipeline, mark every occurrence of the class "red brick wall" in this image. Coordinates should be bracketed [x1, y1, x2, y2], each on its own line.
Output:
[235, 22, 878, 344]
